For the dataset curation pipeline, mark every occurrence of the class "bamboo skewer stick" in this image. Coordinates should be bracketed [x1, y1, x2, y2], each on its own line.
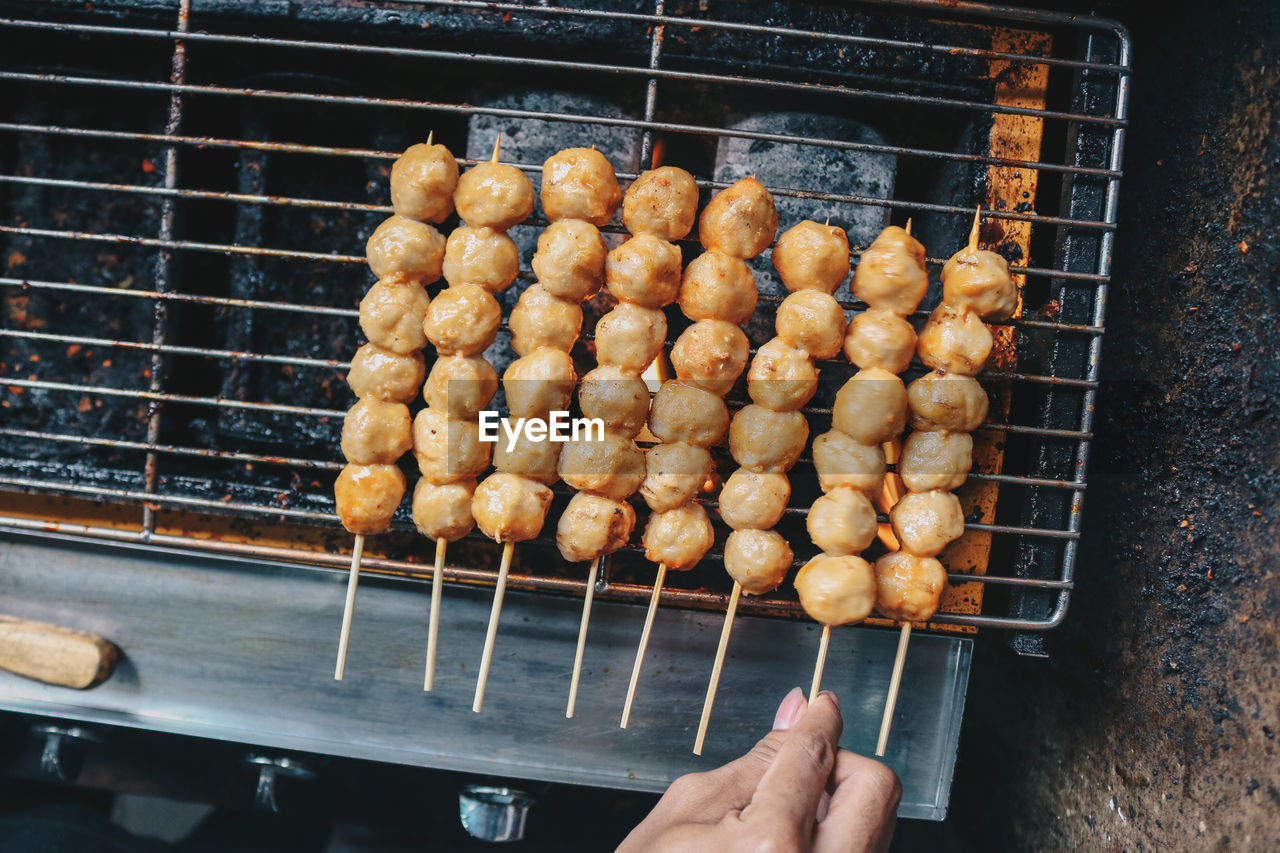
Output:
[473, 541, 515, 713]
[693, 581, 742, 755]
[809, 625, 831, 701]
[334, 533, 364, 681]
[620, 562, 667, 729]
[423, 537, 447, 691]
[876, 621, 912, 756]
[565, 557, 602, 719]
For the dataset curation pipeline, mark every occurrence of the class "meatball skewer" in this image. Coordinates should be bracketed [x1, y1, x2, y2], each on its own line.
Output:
[334, 134, 454, 681]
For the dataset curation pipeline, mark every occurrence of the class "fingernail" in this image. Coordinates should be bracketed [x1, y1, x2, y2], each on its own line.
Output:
[773, 687, 807, 731]
[820, 690, 841, 711]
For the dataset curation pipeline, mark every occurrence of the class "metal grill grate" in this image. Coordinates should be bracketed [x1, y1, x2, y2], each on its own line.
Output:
[0, 0, 1129, 635]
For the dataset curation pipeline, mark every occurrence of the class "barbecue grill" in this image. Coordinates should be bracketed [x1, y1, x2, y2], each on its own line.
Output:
[0, 0, 1129, 825]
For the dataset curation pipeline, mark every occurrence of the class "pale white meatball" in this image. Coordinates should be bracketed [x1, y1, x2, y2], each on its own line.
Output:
[366, 215, 446, 283]
[412, 478, 476, 543]
[811, 430, 886, 494]
[347, 343, 425, 403]
[594, 302, 666, 373]
[890, 489, 965, 557]
[454, 161, 534, 230]
[640, 442, 711, 513]
[359, 280, 430, 355]
[728, 404, 808, 473]
[771, 220, 850, 294]
[844, 308, 917, 373]
[874, 552, 948, 622]
[341, 397, 412, 464]
[747, 337, 817, 412]
[698, 177, 777, 260]
[422, 283, 501, 356]
[776, 290, 845, 360]
[907, 371, 989, 432]
[851, 225, 927, 316]
[424, 355, 498, 421]
[578, 365, 651, 438]
[679, 250, 757, 325]
[899, 430, 973, 493]
[442, 225, 519, 293]
[648, 381, 729, 447]
[807, 488, 878, 557]
[794, 555, 876, 627]
[471, 472, 552, 543]
[335, 463, 406, 535]
[941, 246, 1017, 321]
[605, 233, 683, 309]
[532, 219, 607, 303]
[642, 503, 714, 571]
[724, 529, 793, 596]
[831, 367, 908, 446]
[670, 320, 749, 397]
[622, 166, 699, 241]
[556, 493, 636, 563]
[558, 431, 645, 502]
[510, 284, 582, 357]
[390, 142, 458, 224]
[493, 429, 561, 486]
[503, 348, 576, 419]
[717, 470, 789, 530]
[412, 407, 490, 485]
[917, 304, 994, 375]
[540, 147, 622, 227]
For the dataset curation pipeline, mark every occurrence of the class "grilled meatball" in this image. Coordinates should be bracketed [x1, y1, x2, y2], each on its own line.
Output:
[941, 245, 1017, 321]
[844, 308, 917, 373]
[670, 320, 750, 397]
[556, 492, 636, 563]
[747, 337, 818, 413]
[347, 343, 425, 403]
[642, 503, 714, 571]
[776, 290, 845, 360]
[811, 430, 887, 495]
[807, 487, 878, 557]
[724, 529, 793, 596]
[422, 283, 501, 357]
[890, 489, 964, 557]
[510, 283, 583, 357]
[558, 431, 646, 502]
[728, 404, 808, 473]
[771, 220, 850, 294]
[335, 463, 406, 535]
[390, 142, 459, 224]
[366, 215, 446, 283]
[423, 354, 498, 421]
[647, 381, 730, 447]
[359, 280, 430, 355]
[831, 367, 908, 446]
[413, 407, 490, 484]
[577, 365, 651, 438]
[594, 301, 667, 374]
[605, 233, 683, 309]
[906, 370, 989, 432]
[341, 397, 412, 464]
[471, 472, 553, 543]
[698, 177, 777, 260]
[442, 225, 519, 293]
[874, 552, 948, 622]
[794, 555, 876, 627]
[917, 303, 995, 375]
[640, 442, 712, 513]
[717, 469, 789, 530]
[540, 147, 622, 227]
[493, 429, 561, 486]
[532, 219, 607, 303]
[503, 348, 576, 419]
[851, 225, 927, 316]
[412, 477, 476, 543]
[899, 429, 973, 493]
[679, 250, 758, 325]
[454, 160, 534, 230]
[622, 166, 699, 242]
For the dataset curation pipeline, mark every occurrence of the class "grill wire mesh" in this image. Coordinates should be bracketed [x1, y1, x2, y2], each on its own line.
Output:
[0, 0, 1129, 633]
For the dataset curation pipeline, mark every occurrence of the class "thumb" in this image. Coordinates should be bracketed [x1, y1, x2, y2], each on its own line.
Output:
[696, 688, 809, 810]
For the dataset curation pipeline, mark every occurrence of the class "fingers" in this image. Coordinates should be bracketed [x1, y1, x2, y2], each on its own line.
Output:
[694, 688, 808, 812]
[741, 691, 843, 829]
[813, 751, 901, 853]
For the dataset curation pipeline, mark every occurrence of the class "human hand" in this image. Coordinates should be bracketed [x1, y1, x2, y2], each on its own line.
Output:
[617, 689, 901, 852]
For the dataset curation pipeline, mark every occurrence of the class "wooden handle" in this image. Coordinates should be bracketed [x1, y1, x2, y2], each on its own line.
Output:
[0, 615, 119, 689]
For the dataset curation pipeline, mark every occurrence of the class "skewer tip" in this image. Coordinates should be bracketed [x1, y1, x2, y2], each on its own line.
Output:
[490, 135, 501, 164]
[426, 130, 434, 146]
[904, 217, 912, 236]
[968, 205, 981, 252]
